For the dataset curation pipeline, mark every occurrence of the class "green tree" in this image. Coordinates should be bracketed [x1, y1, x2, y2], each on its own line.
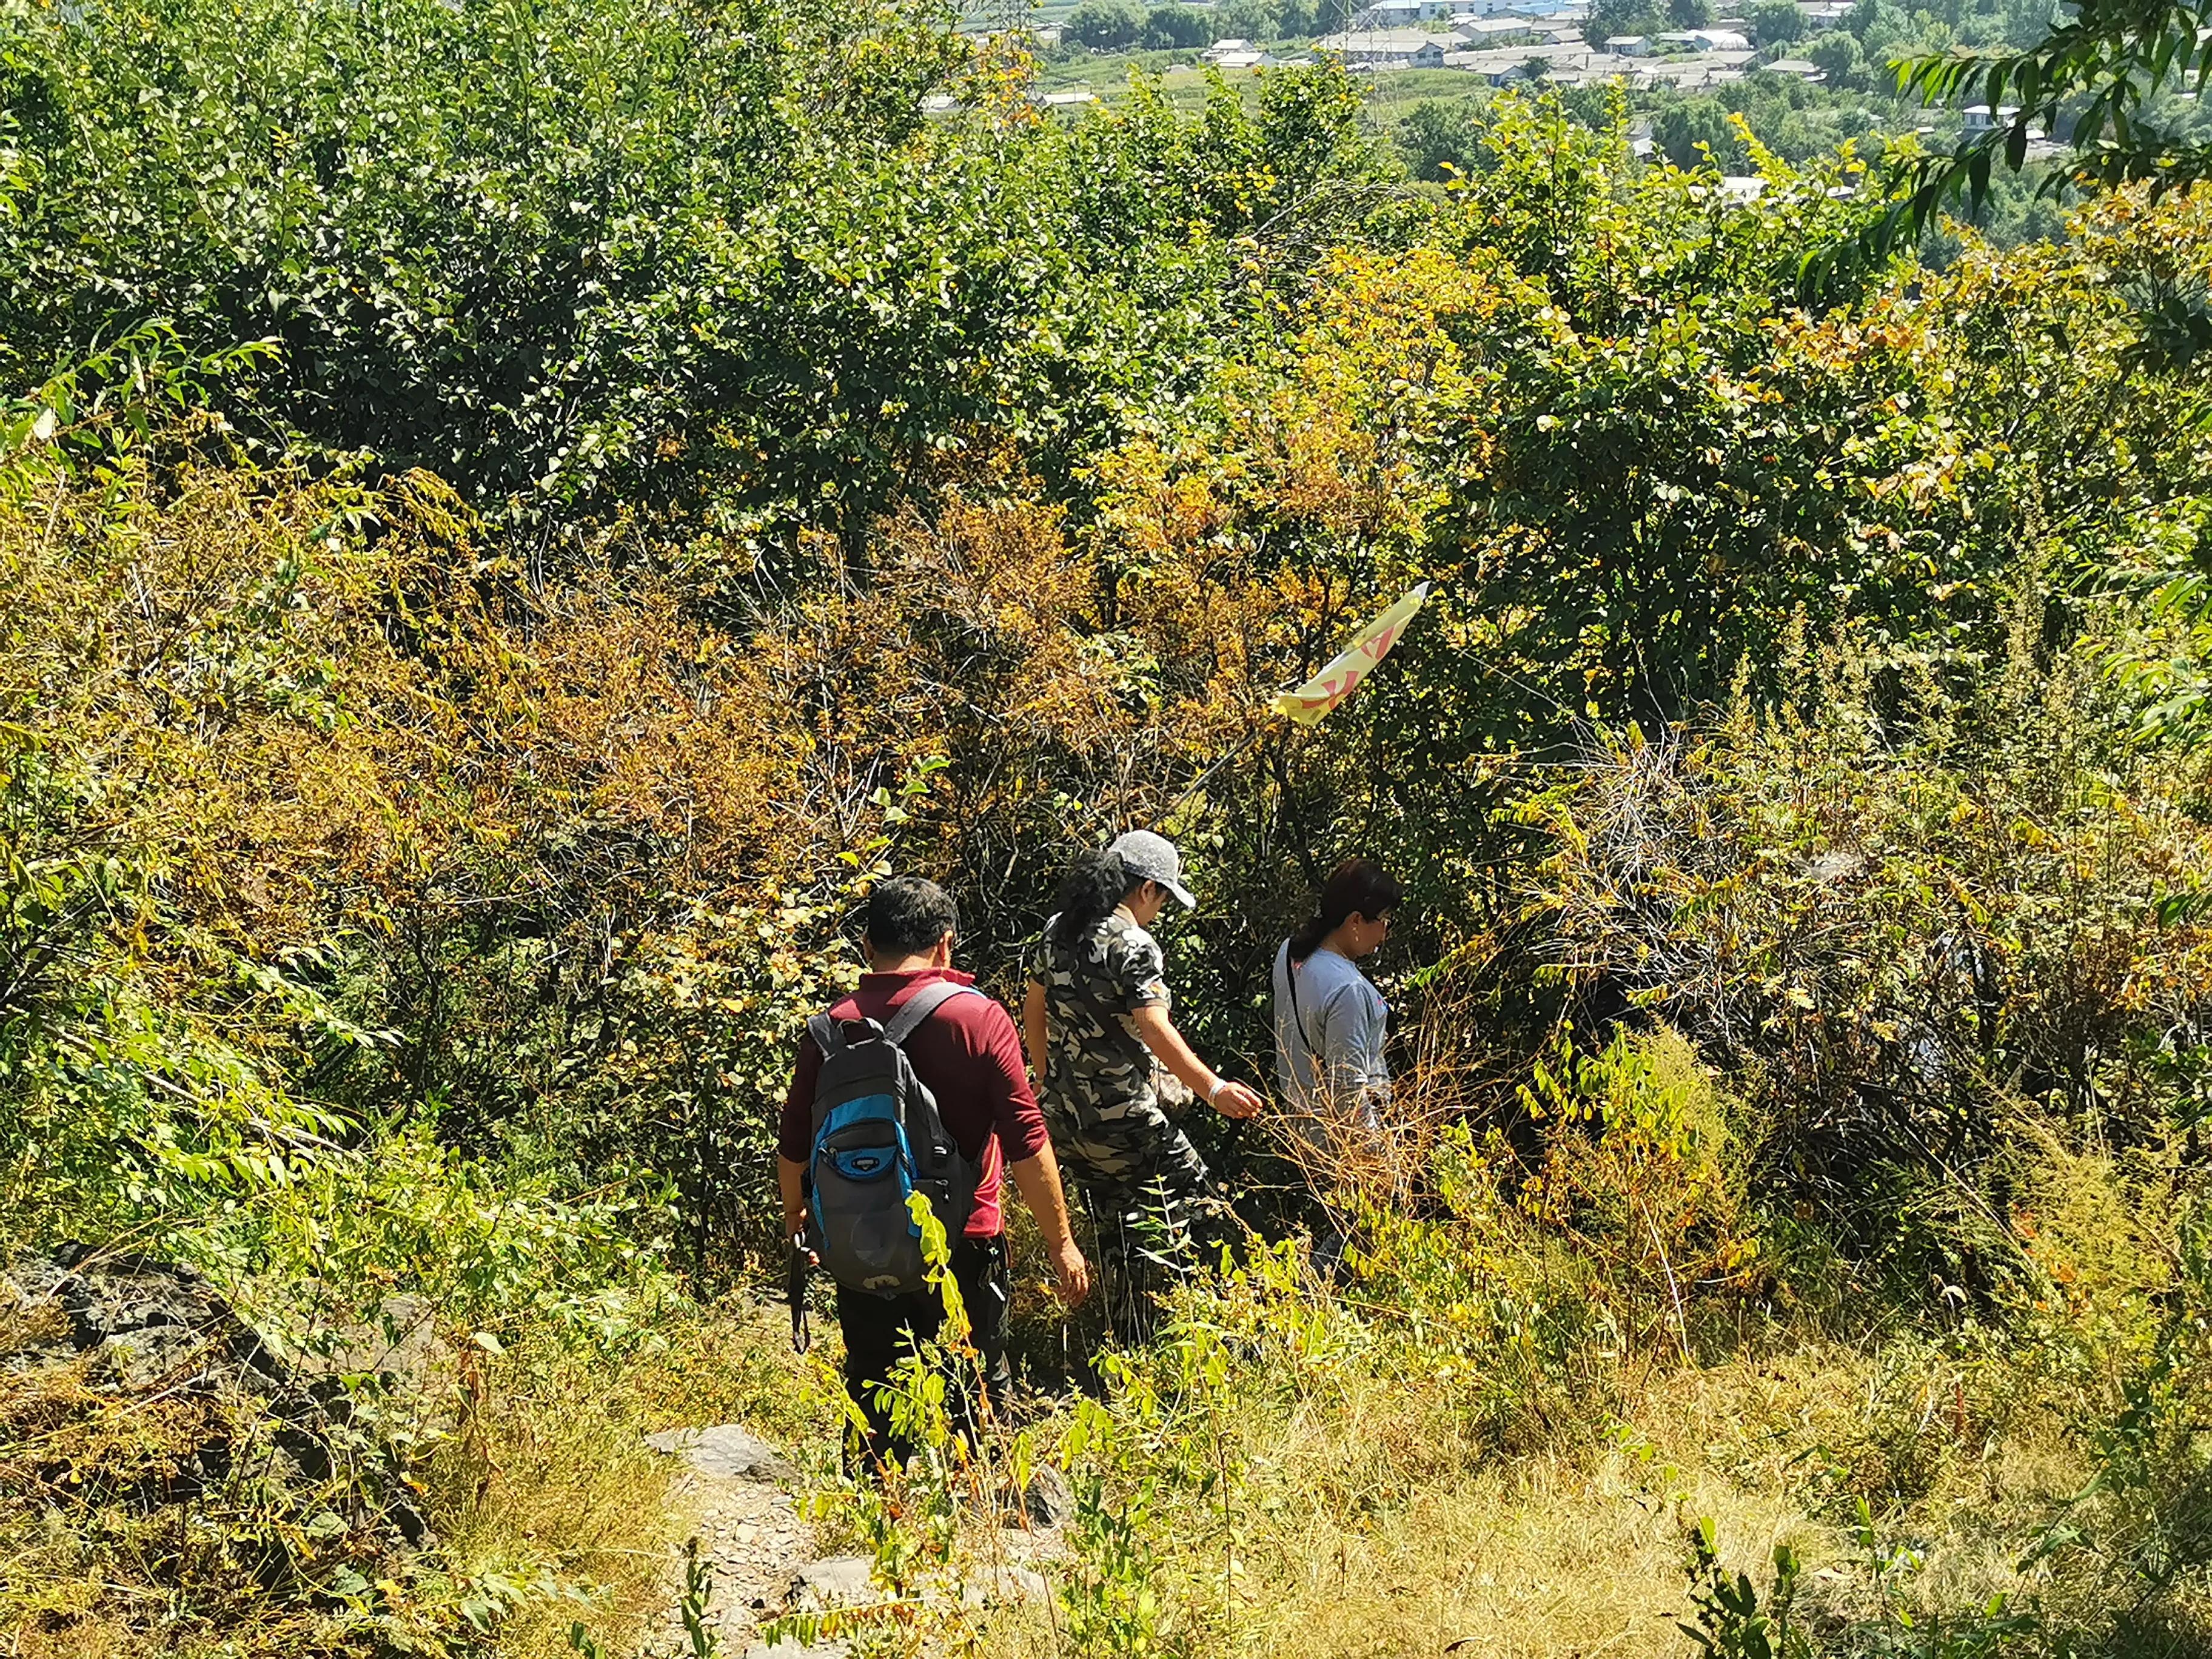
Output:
[1850, 0, 1912, 71]
[1398, 98, 1486, 179]
[1585, 0, 1664, 44]
[1654, 98, 1743, 167]
[0, 0, 974, 530]
[1749, 0, 1804, 44]
[1668, 0, 1717, 27]
[1068, 0, 1146, 46]
[1143, 2, 1213, 46]
[1808, 28, 1863, 84]
[1220, 0, 1282, 38]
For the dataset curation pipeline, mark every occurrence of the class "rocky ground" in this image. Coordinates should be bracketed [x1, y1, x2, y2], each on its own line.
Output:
[644, 1423, 826, 1655]
[642, 1418, 1067, 1658]
[4, 1248, 1062, 1659]
[1, 1245, 441, 1652]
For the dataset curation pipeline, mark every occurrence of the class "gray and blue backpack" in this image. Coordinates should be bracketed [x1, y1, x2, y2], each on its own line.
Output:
[805, 981, 984, 1297]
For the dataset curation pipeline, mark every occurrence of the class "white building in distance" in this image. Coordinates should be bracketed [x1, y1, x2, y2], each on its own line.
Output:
[1353, 0, 1462, 24]
[1318, 27, 1453, 62]
[1453, 15, 1544, 40]
[1444, 40, 1601, 78]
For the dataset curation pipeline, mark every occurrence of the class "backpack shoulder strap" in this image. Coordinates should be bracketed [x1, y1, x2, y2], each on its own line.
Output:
[882, 979, 980, 1048]
[1284, 944, 1320, 1063]
[808, 1012, 843, 1057]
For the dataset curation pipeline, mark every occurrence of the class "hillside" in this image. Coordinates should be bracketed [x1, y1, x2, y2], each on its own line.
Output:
[5, 0, 2212, 1654]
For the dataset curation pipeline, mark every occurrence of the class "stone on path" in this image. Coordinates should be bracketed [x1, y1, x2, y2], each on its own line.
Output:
[786, 1554, 876, 1609]
[644, 1423, 797, 1483]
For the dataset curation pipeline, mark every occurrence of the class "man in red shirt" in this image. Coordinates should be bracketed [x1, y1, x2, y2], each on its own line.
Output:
[780, 876, 1088, 1467]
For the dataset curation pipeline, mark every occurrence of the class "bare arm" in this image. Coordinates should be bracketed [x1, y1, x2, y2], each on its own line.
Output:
[1007, 1142, 1090, 1304]
[1128, 1004, 1263, 1119]
[1022, 979, 1049, 1085]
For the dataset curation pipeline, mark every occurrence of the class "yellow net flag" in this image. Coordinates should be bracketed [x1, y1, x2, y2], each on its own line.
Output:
[1270, 581, 1432, 727]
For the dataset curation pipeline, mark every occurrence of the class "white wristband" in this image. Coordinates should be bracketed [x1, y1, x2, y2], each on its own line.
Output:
[1207, 1076, 1228, 1104]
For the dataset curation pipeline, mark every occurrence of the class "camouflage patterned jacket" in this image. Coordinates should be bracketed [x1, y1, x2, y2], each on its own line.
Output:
[1029, 908, 1173, 1128]
[1030, 907, 1215, 1204]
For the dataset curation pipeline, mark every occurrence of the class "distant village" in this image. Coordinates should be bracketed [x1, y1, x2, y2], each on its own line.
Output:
[944, 0, 1870, 117]
[1302, 5, 1829, 95]
[985, 0, 1868, 97]
[947, 0, 2049, 150]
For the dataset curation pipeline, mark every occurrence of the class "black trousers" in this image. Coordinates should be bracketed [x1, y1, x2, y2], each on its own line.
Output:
[836, 1232, 1010, 1470]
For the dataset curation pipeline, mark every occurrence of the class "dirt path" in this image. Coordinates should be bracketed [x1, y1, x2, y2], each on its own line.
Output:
[643, 1424, 851, 1657]
[642, 1422, 1065, 1658]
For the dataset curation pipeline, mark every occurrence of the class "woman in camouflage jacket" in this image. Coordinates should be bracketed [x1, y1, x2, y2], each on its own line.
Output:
[1023, 831, 1263, 1342]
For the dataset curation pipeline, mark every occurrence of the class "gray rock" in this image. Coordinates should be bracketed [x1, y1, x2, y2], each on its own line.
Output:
[643, 1424, 796, 1483]
[787, 1554, 877, 1609]
[92, 1322, 209, 1389]
[4, 1245, 429, 1552]
[1018, 1464, 1073, 1530]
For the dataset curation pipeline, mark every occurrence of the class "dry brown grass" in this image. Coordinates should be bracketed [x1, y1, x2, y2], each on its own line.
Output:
[962, 1335, 2088, 1659]
[1233, 1454, 1780, 1658]
[619, 1291, 839, 1451]
[951, 1219, 2167, 1659]
[423, 1293, 845, 1659]
[0, 1354, 360, 1658]
[428, 1349, 682, 1659]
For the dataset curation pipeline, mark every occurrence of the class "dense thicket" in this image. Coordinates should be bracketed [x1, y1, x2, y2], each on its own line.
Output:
[10, 1, 2212, 1651]
[10, 0, 2212, 1321]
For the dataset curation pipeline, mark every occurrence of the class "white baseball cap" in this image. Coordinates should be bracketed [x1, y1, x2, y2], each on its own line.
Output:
[1108, 830, 1196, 910]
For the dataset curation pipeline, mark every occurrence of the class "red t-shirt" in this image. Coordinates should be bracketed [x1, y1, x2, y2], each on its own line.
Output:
[779, 968, 1047, 1238]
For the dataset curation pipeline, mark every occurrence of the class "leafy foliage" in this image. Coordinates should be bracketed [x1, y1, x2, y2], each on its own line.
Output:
[0, 0, 1379, 543]
[15, 4, 2212, 1652]
[1829, 0, 2212, 282]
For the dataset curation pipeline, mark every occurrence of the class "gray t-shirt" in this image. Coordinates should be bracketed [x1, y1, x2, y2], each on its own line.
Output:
[1272, 940, 1391, 1131]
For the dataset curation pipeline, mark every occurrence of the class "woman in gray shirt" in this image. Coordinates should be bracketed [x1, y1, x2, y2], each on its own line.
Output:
[1273, 859, 1404, 1237]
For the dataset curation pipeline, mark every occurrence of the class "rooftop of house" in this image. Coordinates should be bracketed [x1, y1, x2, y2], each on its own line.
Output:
[1318, 28, 1455, 47]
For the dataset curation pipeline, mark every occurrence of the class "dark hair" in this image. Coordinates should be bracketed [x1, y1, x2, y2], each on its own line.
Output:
[863, 875, 959, 958]
[1288, 859, 1404, 964]
[1049, 850, 1140, 951]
